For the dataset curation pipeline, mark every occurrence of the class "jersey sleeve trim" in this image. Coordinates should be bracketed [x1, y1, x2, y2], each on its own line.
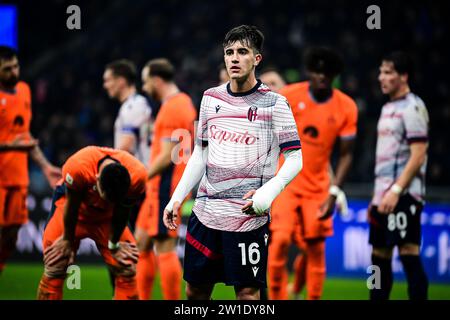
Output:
[280, 140, 301, 153]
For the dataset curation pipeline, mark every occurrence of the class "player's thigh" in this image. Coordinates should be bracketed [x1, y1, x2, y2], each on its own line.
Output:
[183, 212, 224, 285]
[143, 193, 180, 239]
[222, 221, 269, 288]
[369, 193, 423, 249]
[299, 197, 333, 240]
[270, 189, 299, 234]
[0, 187, 28, 227]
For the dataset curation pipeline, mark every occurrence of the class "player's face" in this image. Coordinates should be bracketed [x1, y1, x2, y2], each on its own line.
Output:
[224, 41, 261, 82]
[378, 61, 403, 95]
[0, 56, 20, 89]
[141, 66, 155, 97]
[308, 71, 333, 91]
[103, 69, 122, 99]
[260, 71, 286, 92]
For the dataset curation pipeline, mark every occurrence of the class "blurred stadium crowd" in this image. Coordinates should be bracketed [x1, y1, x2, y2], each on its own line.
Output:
[9, 0, 449, 194]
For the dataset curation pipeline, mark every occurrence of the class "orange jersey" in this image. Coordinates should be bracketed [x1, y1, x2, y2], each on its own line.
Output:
[148, 92, 197, 196]
[0, 81, 32, 187]
[279, 82, 358, 198]
[62, 146, 147, 223]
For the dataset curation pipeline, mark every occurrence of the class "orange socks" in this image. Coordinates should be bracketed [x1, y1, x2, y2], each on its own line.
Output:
[114, 276, 139, 300]
[156, 251, 182, 300]
[292, 253, 307, 295]
[136, 250, 157, 300]
[268, 232, 290, 300]
[37, 275, 64, 300]
[305, 240, 326, 300]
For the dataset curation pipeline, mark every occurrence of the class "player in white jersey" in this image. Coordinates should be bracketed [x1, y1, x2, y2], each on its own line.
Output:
[368, 51, 429, 300]
[163, 25, 303, 300]
[104, 59, 152, 164]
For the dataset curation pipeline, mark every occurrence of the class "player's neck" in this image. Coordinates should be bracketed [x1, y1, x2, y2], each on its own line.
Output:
[160, 83, 180, 103]
[229, 75, 258, 93]
[389, 85, 410, 101]
[310, 87, 333, 103]
[119, 86, 136, 103]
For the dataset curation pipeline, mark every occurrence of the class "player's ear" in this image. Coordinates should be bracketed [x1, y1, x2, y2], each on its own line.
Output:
[254, 54, 262, 67]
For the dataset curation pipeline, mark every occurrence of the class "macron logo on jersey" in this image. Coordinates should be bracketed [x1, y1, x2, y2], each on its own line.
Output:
[65, 173, 74, 185]
[209, 125, 257, 145]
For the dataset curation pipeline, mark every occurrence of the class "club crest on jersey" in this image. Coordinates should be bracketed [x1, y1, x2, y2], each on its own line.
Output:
[247, 106, 258, 122]
[65, 173, 74, 185]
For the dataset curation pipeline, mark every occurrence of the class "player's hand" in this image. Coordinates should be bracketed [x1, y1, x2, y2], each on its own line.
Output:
[378, 191, 399, 214]
[163, 201, 180, 230]
[335, 189, 349, 216]
[44, 237, 75, 267]
[43, 164, 62, 188]
[111, 242, 139, 267]
[242, 190, 257, 215]
[8, 133, 38, 151]
[318, 194, 337, 220]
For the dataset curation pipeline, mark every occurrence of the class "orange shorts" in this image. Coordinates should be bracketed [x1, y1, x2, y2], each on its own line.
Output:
[43, 197, 136, 268]
[135, 184, 180, 238]
[0, 186, 28, 226]
[270, 190, 333, 241]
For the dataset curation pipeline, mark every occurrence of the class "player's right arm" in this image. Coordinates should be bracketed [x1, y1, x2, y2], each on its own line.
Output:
[0, 133, 38, 151]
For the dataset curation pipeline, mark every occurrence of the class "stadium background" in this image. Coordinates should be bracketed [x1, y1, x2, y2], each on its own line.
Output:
[0, 0, 449, 299]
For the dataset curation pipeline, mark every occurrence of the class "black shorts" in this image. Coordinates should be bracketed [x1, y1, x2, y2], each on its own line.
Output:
[183, 212, 269, 288]
[369, 193, 423, 248]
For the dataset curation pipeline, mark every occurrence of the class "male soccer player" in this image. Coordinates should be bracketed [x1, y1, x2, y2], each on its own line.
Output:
[103, 59, 152, 165]
[36, 146, 147, 300]
[0, 45, 61, 275]
[163, 25, 303, 300]
[260, 68, 286, 93]
[268, 47, 358, 300]
[369, 51, 429, 300]
[135, 58, 197, 300]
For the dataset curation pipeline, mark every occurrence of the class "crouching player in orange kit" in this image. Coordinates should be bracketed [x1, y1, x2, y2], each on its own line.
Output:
[36, 146, 147, 300]
[268, 47, 358, 300]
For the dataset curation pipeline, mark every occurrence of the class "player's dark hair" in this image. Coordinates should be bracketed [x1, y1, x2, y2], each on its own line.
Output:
[0, 45, 17, 63]
[105, 59, 137, 85]
[145, 58, 175, 82]
[383, 51, 414, 77]
[223, 25, 264, 54]
[304, 47, 344, 77]
[99, 162, 131, 203]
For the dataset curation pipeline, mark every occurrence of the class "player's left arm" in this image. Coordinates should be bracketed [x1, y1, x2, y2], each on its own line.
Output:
[29, 140, 62, 188]
[147, 139, 178, 180]
[318, 138, 355, 219]
[378, 142, 428, 214]
[116, 133, 136, 154]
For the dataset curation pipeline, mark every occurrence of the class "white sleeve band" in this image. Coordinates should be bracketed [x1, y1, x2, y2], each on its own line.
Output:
[164, 144, 207, 212]
[251, 149, 303, 214]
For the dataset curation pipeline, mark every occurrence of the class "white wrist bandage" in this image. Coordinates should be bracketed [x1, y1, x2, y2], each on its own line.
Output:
[390, 183, 403, 195]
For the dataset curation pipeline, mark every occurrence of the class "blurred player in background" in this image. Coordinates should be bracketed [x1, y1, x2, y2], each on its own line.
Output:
[0, 45, 61, 276]
[368, 51, 429, 300]
[260, 67, 286, 93]
[268, 47, 358, 300]
[135, 58, 197, 300]
[163, 25, 302, 300]
[103, 59, 153, 294]
[218, 63, 229, 85]
[37, 146, 147, 300]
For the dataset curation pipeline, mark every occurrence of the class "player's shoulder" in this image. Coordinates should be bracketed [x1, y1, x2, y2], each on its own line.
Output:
[203, 83, 227, 97]
[126, 94, 151, 110]
[279, 81, 308, 98]
[16, 81, 31, 97]
[334, 88, 358, 109]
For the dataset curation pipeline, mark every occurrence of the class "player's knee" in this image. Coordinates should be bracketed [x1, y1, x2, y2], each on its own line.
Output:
[372, 247, 393, 259]
[111, 263, 136, 278]
[235, 287, 259, 300]
[399, 243, 419, 255]
[154, 237, 176, 254]
[43, 259, 69, 278]
[134, 229, 152, 252]
[270, 232, 291, 255]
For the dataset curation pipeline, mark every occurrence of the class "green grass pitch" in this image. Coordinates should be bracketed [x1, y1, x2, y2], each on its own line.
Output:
[1, 263, 449, 300]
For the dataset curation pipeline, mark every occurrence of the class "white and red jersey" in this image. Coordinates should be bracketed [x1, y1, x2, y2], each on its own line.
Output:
[372, 92, 429, 205]
[193, 80, 301, 232]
